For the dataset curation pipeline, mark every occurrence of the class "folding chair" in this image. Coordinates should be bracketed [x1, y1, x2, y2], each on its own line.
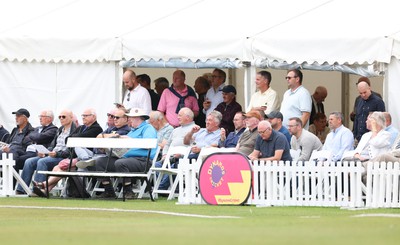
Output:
[151, 145, 191, 200]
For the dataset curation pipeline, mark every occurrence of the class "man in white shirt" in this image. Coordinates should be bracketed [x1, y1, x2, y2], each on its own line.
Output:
[203, 68, 226, 117]
[121, 69, 152, 114]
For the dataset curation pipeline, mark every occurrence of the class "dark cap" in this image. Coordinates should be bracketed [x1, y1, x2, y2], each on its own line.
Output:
[266, 111, 283, 120]
[221, 85, 236, 95]
[12, 108, 30, 118]
[244, 110, 262, 121]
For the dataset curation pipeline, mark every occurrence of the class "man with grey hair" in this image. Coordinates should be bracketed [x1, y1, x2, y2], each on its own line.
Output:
[16, 109, 58, 170]
[322, 112, 354, 162]
[148, 110, 173, 155]
[184, 110, 222, 160]
[383, 112, 399, 146]
[154, 107, 195, 190]
[248, 120, 292, 162]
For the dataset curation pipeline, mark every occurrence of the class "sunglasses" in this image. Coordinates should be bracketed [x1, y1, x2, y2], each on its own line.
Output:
[114, 116, 125, 120]
[107, 113, 115, 119]
[58, 115, 66, 119]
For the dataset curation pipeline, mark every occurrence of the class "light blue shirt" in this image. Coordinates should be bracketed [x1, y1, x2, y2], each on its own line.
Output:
[123, 121, 157, 159]
[323, 125, 354, 162]
[385, 125, 399, 146]
[193, 128, 221, 148]
[280, 85, 312, 129]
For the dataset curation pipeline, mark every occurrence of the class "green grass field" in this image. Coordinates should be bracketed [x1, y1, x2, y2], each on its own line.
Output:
[0, 197, 399, 245]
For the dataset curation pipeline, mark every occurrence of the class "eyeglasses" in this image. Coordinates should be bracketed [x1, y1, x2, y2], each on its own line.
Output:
[258, 128, 271, 135]
[114, 116, 125, 120]
[285, 76, 297, 80]
[127, 92, 130, 102]
[38, 115, 50, 118]
[287, 124, 299, 128]
[58, 115, 66, 119]
[107, 113, 115, 119]
[81, 114, 93, 118]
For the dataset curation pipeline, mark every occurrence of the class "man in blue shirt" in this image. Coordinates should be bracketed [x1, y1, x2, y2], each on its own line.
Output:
[322, 112, 354, 162]
[218, 111, 246, 148]
[95, 108, 157, 199]
[266, 111, 291, 144]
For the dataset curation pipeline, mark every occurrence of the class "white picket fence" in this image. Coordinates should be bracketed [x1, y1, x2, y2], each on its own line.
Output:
[177, 158, 400, 208]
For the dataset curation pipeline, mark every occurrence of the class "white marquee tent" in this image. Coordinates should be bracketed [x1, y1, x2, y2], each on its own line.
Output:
[0, 0, 399, 130]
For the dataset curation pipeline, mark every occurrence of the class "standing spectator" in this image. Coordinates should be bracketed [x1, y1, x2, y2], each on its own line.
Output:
[308, 112, 330, 144]
[247, 70, 280, 117]
[266, 111, 291, 144]
[353, 81, 385, 142]
[383, 112, 399, 146]
[157, 70, 199, 127]
[137, 74, 160, 110]
[214, 85, 242, 134]
[288, 117, 322, 162]
[154, 77, 169, 97]
[121, 69, 152, 114]
[236, 110, 262, 156]
[310, 86, 328, 125]
[203, 68, 226, 117]
[322, 112, 354, 162]
[248, 120, 292, 162]
[280, 69, 312, 129]
[350, 77, 382, 122]
[193, 76, 210, 128]
[218, 111, 246, 148]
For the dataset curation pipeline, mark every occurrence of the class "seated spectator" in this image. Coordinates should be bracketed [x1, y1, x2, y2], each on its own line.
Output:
[94, 108, 157, 199]
[184, 111, 222, 161]
[322, 112, 354, 162]
[383, 112, 399, 146]
[193, 76, 210, 128]
[16, 110, 58, 171]
[154, 107, 195, 190]
[308, 112, 330, 144]
[236, 110, 262, 156]
[203, 69, 225, 117]
[0, 108, 34, 166]
[288, 117, 322, 162]
[149, 111, 173, 159]
[17, 109, 76, 195]
[218, 111, 246, 148]
[0, 123, 9, 142]
[266, 111, 291, 144]
[343, 111, 391, 162]
[214, 85, 242, 135]
[248, 120, 292, 162]
[75, 108, 130, 169]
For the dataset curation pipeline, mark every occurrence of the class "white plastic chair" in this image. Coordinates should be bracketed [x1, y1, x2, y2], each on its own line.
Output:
[151, 145, 191, 200]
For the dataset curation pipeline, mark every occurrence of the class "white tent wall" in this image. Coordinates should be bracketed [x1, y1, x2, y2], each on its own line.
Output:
[0, 61, 119, 131]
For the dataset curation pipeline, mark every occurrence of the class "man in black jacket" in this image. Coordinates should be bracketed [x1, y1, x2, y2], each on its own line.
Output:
[0, 108, 34, 164]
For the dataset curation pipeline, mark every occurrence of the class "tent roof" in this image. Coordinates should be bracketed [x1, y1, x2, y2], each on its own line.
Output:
[0, 0, 399, 65]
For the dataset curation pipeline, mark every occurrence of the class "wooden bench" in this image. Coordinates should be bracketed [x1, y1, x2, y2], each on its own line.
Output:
[38, 137, 158, 201]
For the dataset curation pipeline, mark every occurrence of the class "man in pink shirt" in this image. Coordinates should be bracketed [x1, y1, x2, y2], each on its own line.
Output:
[157, 70, 199, 127]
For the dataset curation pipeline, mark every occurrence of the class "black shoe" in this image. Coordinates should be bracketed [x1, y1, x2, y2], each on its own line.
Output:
[32, 186, 47, 198]
[123, 190, 138, 199]
[98, 190, 116, 199]
[15, 190, 26, 195]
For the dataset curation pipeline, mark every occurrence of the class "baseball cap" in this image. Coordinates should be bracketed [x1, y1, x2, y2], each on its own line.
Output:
[221, 85, 236, 95]
[12, 108, 30, 118]
[266, 111, 283, 120]
[244, 110, 262, 121]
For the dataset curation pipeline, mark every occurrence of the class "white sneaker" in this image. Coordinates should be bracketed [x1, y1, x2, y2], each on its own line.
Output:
[76, 159, 95, 169]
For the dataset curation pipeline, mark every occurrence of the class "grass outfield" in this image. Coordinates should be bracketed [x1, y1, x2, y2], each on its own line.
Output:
[0, 197, 399, 245]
